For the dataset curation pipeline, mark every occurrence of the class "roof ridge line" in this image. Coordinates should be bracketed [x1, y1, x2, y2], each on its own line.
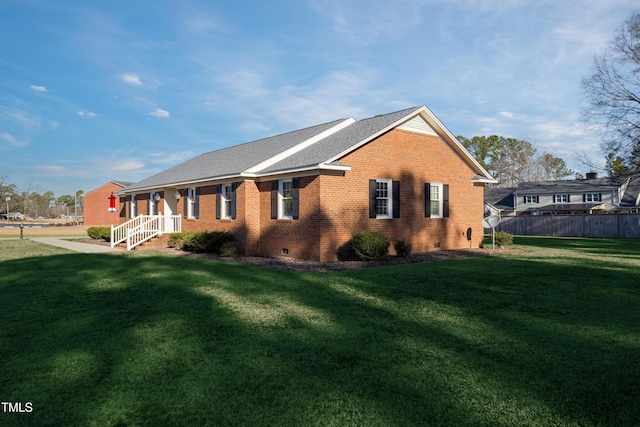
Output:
[244, 117, 356, 174]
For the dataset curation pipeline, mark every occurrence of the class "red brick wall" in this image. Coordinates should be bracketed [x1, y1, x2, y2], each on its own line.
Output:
[84, 182, 126, 226]
[314, 128, 484, 260]
[154, 128, 485, 262]
[258, 176, 323, 260]
[177, 182, 262, 256]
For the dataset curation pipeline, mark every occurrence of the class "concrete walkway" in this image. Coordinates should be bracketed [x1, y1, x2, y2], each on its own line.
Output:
[28, 237, 123, 254]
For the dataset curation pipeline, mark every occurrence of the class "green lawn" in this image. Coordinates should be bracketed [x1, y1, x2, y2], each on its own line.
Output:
[1, 237, 639, 426]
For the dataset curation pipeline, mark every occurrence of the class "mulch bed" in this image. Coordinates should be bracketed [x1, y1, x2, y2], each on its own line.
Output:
[79, 238, 517, 272]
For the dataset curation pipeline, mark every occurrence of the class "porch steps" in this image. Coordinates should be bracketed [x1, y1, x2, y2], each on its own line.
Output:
[133, 235, 170, 250]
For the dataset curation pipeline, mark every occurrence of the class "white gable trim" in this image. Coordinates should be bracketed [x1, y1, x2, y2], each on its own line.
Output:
[322, 105, 496, 183]
[244, 118, 356, 174]
[398, 115, 438, 135]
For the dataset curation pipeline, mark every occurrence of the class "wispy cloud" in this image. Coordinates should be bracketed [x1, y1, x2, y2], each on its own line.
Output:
[30, 84, 47, 92]
[0, 132, 29, 149]
[0, 106, 43, 130]
[77, 111, 97, 118]
[122, 73, 143, 86]
[498, 111, 514, 118]
[148, 109, 170, 118]
[33, 165, 84, 177]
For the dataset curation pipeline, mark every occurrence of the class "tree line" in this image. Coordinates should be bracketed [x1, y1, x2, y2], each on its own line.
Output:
[0, 174, 83, 218]
[457, 135, 574, 188]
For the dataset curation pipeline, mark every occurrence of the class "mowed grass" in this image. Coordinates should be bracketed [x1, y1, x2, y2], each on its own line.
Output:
[0, 237, 639, 426]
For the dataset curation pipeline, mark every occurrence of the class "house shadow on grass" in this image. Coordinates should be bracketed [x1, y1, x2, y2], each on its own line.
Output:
[1, 248, 639, 426]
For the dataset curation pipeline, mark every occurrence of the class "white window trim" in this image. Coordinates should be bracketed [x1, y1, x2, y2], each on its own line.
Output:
[430, 183, 443, 219]
[525, 195, 539, 204]
[187, 187, 197, 219]
[376, 178, 393, 219]
[278, 179, 294, 220]
[585, 193, 600, 202]
[555, 194, 569, 203]
[220, 183, 233, 219]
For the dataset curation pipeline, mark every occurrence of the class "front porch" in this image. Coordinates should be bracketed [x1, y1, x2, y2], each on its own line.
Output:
[111, 215, 181, 251]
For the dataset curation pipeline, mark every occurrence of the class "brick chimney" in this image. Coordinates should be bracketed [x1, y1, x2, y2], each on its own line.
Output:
[586, 172, 598, 180]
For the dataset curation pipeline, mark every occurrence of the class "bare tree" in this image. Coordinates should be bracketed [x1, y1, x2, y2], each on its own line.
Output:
[582, 10, 640, 173]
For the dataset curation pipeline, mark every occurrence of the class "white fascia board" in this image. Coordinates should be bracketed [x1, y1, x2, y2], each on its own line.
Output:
[119, 175, 242, 194]
[472, 177, 499, 184]
[244, 117, 356, 174]
[250, 163, 351, 181]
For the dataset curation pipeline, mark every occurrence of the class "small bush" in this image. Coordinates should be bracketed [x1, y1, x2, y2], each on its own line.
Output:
[394, 240, 412, 258]
[346, 231, 390, 261]
[169, 230, 236, 255]
[220, 241, 240, 257]
[87, 226, 111, 241]
[494, 231, 513, 248]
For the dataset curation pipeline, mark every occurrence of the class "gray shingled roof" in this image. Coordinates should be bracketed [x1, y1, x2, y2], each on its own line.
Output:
[260, 107, 422, 173]
[123, 118, 348, 192]
[121, 105, 490, 194]
[485, 187, 516, 210]
[515, 177, 628, 194]
[620, 176, 640, 206]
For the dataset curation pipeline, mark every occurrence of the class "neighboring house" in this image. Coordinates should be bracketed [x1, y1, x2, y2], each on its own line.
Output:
[117, 106, 496, 261]
[484, 173, 640, 216]
[485, 187, 516, 217]
[1, 212, 24, 221]
[84, 180, 133, 226]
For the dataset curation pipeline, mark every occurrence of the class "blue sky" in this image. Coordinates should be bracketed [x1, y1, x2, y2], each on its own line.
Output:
[0, 0, 637, 197]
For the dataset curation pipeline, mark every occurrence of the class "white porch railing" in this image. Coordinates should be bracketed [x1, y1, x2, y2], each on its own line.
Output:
[110, 215, 181, 251]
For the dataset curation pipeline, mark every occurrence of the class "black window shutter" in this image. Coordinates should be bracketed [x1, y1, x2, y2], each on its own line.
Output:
[583, 194, 586, 202]
[443, 184, 450, 217]
[425, 183, 431, 217]
[598, 193, 602, 202]
[567, 194, 571, 203]
[231, 183, 237, 219]
[271, 181, 278, 219]
[215, 185, 221, 220]
[392, 181, 400, 218]
[194, 188, 200, 219]
[292, 178, 300, 219]
[147, 193, 151, 215]
[369, 180, 377, 218]
[183, 190, 187, 218]
[553, 195, 556, 203]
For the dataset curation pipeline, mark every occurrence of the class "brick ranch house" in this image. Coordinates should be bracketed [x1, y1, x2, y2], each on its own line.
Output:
[116, 106, 496, 261]
[84, 180, 133, 226]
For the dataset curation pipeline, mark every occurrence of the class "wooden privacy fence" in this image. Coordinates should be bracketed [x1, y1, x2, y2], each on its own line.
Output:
[491, 214, 640, 238]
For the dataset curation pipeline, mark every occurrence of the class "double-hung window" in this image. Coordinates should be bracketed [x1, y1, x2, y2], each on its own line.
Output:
[375, 179, 392, 219]
[554, 194, 569, 203]
[430, 183, 442, 218]
[217, 183, 236, 220]
[280, 180, 295, 219]
[271, 179, 299, 220]
[524, 195, 539, 204]
[424, 182, 449, 218]
[369, 179, 399, 219]
[585, 193, 601, 202]
[185, 187, 199, 219]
